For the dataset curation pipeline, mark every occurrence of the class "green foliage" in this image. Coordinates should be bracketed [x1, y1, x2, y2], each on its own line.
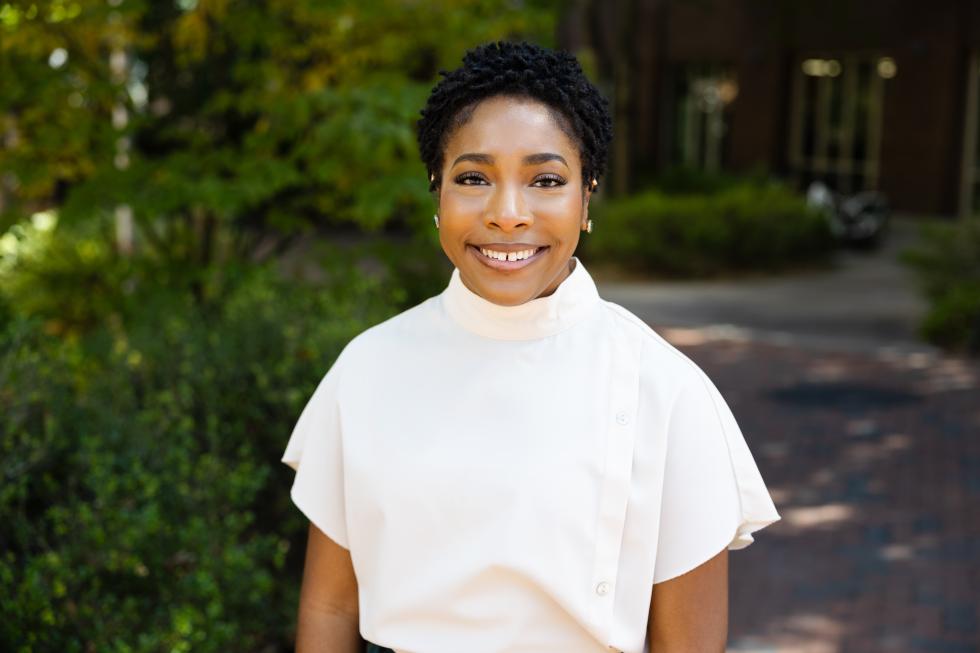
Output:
[0, 254, 402, 651]
[650, 165, 773, 196]
[581, 180, 835, 277]
[0, 210, 132, 336]
[0, 0, 131, 221]
[902, 220, 980, 353]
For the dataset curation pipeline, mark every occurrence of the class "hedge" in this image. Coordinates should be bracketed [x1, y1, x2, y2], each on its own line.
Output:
[903, 220, 980, 353]
[581, 181, 834, 277]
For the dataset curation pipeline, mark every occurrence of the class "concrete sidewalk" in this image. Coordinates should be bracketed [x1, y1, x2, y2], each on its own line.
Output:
[594, 216, 936, 356]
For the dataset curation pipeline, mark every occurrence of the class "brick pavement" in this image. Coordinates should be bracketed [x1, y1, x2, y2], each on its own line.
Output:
[658, 327, 980, 653]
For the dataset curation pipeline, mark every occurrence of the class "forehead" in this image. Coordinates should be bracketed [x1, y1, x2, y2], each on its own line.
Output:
[443, 96, 581, 165]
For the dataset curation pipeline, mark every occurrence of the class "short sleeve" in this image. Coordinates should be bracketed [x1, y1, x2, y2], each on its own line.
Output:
[281, 354, 350, 549]
[652, 369, 781, 583]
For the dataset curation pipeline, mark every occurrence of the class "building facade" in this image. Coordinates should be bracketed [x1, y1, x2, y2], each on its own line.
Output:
[561, 0, 979, 217]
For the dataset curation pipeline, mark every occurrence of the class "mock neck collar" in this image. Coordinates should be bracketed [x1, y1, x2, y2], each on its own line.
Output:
[440, 256, 601, 340]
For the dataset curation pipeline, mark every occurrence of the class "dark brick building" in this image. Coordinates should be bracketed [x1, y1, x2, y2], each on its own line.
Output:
[561, 0, 979, 217]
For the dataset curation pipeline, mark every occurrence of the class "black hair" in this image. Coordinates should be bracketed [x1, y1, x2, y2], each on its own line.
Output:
[416, 41, 613, 192]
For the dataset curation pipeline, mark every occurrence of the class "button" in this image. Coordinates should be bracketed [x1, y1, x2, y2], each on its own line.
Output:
[595, 581, 611, 596]
[615, 411, 630, 425]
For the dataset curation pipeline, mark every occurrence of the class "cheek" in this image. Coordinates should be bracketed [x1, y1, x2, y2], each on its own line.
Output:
[532, 193, 586, 226]
[438, 195, 478, 251]
[440, 190, 486, 219]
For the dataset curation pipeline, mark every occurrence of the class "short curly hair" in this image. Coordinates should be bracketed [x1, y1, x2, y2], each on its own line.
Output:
[417, 41, 613, 192]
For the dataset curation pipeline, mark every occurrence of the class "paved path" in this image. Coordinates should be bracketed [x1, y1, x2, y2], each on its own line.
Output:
[594, 217, 935, 356]
[667, 336, 979, 653]
[599, 220, 978, 652]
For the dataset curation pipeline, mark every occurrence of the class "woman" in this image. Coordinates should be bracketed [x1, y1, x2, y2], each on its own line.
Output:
[281, 41, 780, 653]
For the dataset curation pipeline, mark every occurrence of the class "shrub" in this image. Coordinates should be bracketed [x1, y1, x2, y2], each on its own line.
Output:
[0, 256, 401, 651]
[902, 220, 980, 353]
[0, 211, 132, 337]
[649, 164, 772, 196]
[581, 181, 834, 277]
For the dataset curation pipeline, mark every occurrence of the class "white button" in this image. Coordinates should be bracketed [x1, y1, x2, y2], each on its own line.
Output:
[615, 411, 630, 425]
[595, 581, 611, 596]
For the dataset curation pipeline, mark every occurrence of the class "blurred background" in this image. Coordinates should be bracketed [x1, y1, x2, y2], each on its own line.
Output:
[1, 1, 977, 651]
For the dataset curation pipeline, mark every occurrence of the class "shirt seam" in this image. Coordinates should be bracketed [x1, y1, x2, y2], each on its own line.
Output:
[600, 301, 700, 369]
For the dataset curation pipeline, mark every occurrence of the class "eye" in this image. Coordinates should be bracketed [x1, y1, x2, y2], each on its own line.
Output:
[533, 174, 567, 188]
[455, 172, 489, 186]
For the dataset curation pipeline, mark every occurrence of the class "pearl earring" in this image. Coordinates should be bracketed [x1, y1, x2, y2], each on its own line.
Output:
[585, 219, 593, 234]
[433, 214, 440, 229]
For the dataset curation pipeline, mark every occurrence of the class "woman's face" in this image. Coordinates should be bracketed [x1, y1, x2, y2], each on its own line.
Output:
[436, 95, 591, 306]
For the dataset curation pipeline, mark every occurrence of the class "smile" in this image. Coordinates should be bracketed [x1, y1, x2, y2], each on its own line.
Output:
[468, 244, 548, 270]
[480, 246, 540, 261]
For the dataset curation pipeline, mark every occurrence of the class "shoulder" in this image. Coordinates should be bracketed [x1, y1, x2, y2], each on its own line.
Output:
[331, 294, 445, 372]
[595, 298, 732, 422]
[597, 298, 708, 388]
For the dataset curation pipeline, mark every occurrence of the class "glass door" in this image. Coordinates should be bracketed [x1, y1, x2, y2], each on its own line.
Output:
[669, 62, 738, 172]
[788, 54, 894, 194]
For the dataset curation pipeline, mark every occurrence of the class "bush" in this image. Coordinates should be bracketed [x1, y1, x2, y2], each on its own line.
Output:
[902, 220, 980, 353]
[0, 255, 402, 651]
[0, 211, 133, 337]
[649, 165, 772, 196]
[581, 181, 834, 277]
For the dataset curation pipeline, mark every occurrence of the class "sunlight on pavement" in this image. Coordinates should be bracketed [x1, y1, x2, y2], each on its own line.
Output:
[730, 613, 843, 653]
[780, 504, 855, 529]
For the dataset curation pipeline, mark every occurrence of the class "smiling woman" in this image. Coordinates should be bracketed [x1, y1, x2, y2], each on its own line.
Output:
[281, 41, 781, 653]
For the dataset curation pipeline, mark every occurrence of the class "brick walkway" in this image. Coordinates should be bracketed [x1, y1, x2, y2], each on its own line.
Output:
[660, 327, 980, 653]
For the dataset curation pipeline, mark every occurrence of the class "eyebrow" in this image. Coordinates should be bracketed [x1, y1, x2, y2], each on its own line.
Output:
[451, 152, 569, 168]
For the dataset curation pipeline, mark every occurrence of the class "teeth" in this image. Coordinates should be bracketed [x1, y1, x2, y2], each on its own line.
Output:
[479, 247, 539, 262]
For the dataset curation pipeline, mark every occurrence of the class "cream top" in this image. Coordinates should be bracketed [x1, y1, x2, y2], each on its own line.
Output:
[282, 256, 780, 653]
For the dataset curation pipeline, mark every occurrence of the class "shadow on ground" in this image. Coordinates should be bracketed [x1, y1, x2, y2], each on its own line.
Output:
[667, 334, 979, 653]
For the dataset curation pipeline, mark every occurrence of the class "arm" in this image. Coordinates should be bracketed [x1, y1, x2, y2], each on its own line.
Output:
[647, 547, 728, 653]
[295, 523, 362, 653]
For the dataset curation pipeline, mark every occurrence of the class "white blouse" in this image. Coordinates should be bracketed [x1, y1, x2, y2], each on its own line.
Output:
[281, 256, 780, 653]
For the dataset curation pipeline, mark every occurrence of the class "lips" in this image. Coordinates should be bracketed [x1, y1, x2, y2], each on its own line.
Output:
[468, 244, 549, 270]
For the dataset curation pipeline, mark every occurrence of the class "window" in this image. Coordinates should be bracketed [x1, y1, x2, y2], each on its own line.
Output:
[668, 62, 738, 172]
[959, 52, 980, 217]
[788, 55, 895, 193]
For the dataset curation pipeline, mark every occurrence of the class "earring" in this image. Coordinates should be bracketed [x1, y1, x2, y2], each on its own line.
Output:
[585, 219, 593, 234]
[433, 214, 440, 229]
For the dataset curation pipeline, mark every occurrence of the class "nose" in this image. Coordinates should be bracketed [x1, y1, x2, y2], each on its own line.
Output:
[484, 181, 532, 231]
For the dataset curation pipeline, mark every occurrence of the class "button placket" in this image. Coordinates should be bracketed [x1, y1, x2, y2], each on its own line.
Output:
[587, 334, 642, 646]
